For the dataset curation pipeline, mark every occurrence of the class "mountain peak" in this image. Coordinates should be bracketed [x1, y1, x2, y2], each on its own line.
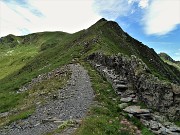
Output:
[159, 52, 175, 62]
[89, 18, 124, 35]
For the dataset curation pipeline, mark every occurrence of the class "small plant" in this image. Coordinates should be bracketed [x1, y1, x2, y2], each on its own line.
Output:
[58, 120, 75, 130]
[174, 121, 180, 127]
[8, 108, 35, 124]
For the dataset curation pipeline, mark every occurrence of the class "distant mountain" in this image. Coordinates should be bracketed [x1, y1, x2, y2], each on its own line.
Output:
[159, 52, 175, 62]
[159, 52, 180, 71]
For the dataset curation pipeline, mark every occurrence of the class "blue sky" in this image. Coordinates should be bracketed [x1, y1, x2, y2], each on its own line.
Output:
[0, 0, 180, 60]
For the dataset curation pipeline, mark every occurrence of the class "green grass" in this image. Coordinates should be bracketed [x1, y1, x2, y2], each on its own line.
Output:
[0, 107, 35, 127]
[0, 92, 27, 113]
[174, 121, 180, 127]
[75, 115, 121, 135]
[161, 58, 180, 71]
[74, 62, 154, 135]
[45, 120, 77, 135]
[0, 66, 71, 126]
[0, 19, 178, 134]
[73, 62, 121, 135]
[8, 108, 35, 124]
[0, 32, 74, 113]
[0, 45, 39, 80]
[0, 21, 179, 113]
[126, 115, 154, 135]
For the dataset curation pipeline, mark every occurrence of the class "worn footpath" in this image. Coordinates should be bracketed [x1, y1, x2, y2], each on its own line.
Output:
[0, 64, 94, 135]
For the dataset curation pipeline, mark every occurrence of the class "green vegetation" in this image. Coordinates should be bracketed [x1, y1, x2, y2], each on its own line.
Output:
[8, 108, 35, 124]
[175, 121, 180, 127]
[0, 19, 179, 113]
[45, 120, 77, 135]
[0, 18, 178, 134]
[74, 62, 154, 135]
[0, 45, 39, 80]
[159, 53, 180, 71]
[126, 116, 153, 135]
[0, 66, 70, 126]
[74, 62, 122, 135]
[0, 107, 35, 127]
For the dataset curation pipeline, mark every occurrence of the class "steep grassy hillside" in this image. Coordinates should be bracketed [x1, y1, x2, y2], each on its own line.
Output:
[0, 45, 38, 80]
[0, 18, 179, 114]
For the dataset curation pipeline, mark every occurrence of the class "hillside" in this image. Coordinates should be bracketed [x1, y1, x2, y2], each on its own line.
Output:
[0, 18, 180, 135]
[159, 52, 180, 71]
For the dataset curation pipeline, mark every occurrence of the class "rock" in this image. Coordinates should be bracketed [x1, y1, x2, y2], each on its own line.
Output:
[159, 126, 168, 135]
[132, 99, 138, 103]
[120, 97, 132, 102]
[140, 119, 149, 126]
[95, 64, 101, 68]
[88, 53, 180, 120]
[116, 84, 128, 90]
[118, 103, 128, 109]
[0, 112, 9, 118]
[52, 94, 58, 100]
[128, 114, 133, 118]
[121, 91, 135, 98]
[172, 84, 180, 94]
[152, 114, 167, 123]
[149, 120, 160, 130]
[137, 113, 152, 119]
[123, 106, 150, 114]
[168, 126, 180, 132]
[113, 79, 120, 84]
[117, 91, 122, 95]
[129, 94, 136, 98]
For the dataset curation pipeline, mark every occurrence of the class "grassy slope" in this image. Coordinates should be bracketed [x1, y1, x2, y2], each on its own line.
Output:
[0, 31, 70, 112]
[0, 45, 39, 80]
[94, 20, 180, 83]
[0, 18, 179, 134]
[159, 53, 180, 71]
[0, 67, 70, 127]
[0, 18, 179, 113]
[162, 59, 180, 71]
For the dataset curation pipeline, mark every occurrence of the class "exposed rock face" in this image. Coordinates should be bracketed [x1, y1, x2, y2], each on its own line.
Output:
[123, 106, 150, 114]
[88, 53, 180, 120]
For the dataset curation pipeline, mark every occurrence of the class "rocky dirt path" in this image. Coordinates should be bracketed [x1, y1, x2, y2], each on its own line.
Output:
[1, 64, 94, 135]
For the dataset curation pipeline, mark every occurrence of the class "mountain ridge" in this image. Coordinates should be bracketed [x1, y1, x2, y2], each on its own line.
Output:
[159, 52, 180, 71]
[0, 18, 180, 134]
[0, 18, 180, 83]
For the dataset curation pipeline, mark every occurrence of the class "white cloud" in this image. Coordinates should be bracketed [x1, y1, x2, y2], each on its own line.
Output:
[93, 0, 150, 21]
[128, 0, 149, 9]
[1, 0, 179, 37]
[93, 0, 180, 36]
[0, 0, 101, 37]
[138, 0, 149, 8]
[143, 0, 180, 35]
[93, 0, 132, 20]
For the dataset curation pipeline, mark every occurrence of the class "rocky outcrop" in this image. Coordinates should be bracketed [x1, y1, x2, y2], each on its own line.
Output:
[88, 53, 180, 121]
[122, 105, 180, 135]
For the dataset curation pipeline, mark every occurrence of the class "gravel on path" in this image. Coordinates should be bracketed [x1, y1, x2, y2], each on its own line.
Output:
[1, 64, 94, 135]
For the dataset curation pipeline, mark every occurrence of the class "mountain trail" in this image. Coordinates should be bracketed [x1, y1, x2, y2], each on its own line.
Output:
[1, 64, 94, 135]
